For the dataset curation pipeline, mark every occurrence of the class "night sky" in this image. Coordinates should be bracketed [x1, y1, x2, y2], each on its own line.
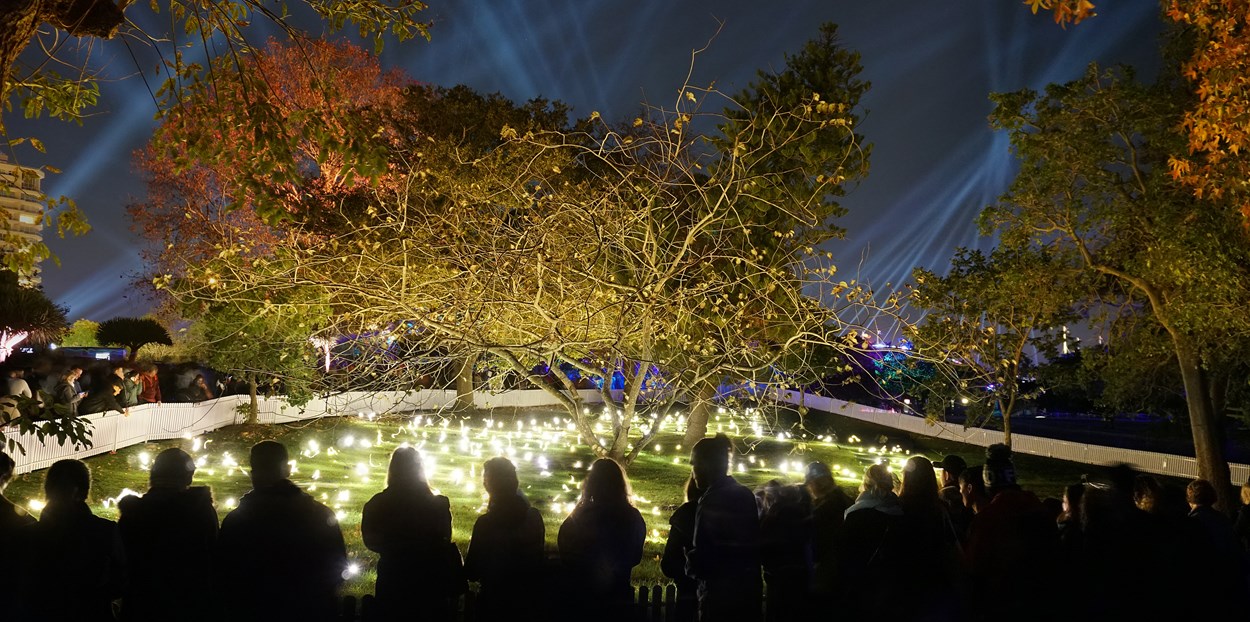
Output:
[7, 0, 1163, 326]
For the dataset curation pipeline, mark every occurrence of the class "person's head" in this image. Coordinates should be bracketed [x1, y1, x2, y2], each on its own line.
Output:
[386, 446, 431, 493]
[982, 443, 1018, 495]
[126, 369, 141, 381]
[804, 461, 838, 499]
[194, 374, 206, 386]
[580, 458, 631, 507]
[482, 456, 520, 500]
[861, 463, 895, 495]
[1132, 474, 1166, 513]
[0, 450, 15, 492]
[61, 366, 82, 382]
[150, 447, 196, 490]
[935, 454, 967, 487]
[1185, 479, 1218, 509]
[690, 433, 732, 490]
[959, 465, 988, 509]
[107, 377, 123, 396]
[1242, 481, 1250, 507]
[1062, 482, 1085, 517]
[898, 456, 939, 505]
[248, 441, 290, 489]
[112, 365, 126, 379]
[45, 459, 91, 504]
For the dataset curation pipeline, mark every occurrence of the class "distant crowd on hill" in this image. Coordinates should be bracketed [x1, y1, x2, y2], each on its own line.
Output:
[0, 358, 263, 423]
[0, 435, 1248, 621]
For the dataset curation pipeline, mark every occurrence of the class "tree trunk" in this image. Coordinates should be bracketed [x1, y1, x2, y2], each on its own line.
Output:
[246, 375, 259, 425]
[454, 352, 478, 411]
[1175, 340, 1234, 512]
[683, 380, 718, 447]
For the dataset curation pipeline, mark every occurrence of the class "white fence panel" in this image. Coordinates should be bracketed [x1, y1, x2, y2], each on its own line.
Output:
[5, 388, 1248, 483]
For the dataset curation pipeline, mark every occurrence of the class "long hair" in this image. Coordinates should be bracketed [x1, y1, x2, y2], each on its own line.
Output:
[483, 456, 524, 510]
[387, 446, 431, 494]
[862, 463, 895, 495]
[898, 456, 940, 509]
[578, 458, 632, 508]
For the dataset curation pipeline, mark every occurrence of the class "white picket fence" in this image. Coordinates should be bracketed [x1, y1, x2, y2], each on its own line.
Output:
[7, 388, 1248, 485]
[7, 388, 604, 475]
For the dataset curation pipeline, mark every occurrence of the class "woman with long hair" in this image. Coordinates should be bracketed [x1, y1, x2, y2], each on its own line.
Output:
[464, 456, 546, 621]
[558, 458, 646, 621]
[361, 446, 461, 621]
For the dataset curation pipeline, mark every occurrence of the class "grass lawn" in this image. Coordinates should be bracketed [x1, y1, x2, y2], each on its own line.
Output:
[3, 405, 1178, 596]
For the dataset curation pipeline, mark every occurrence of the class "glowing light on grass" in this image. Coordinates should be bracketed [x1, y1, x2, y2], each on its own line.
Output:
[27, 499, 45, 512]
[224, 497, 237, 509]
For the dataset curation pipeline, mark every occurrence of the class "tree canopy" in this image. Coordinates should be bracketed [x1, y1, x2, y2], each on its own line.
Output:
[982, 61, 1250, 509]
[135, 27, 893, 465]
[96, 316, 173, 362]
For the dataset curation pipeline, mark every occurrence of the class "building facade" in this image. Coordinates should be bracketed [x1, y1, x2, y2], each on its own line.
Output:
[0, 153, 46, 285]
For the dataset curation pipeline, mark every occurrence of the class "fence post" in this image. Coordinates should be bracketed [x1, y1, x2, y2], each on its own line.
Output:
[636, 584, 650, 621]
[650, 584, 663, 622]
[340, 595, 357, 622]
[664, 583, 677, 622]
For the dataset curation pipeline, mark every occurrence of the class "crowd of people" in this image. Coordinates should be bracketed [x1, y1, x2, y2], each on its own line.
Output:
[0, 434, 1248, 622]
[0, 360, 239, 423]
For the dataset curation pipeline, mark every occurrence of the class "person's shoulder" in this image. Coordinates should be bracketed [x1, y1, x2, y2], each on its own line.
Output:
[117, 493, 143, 517]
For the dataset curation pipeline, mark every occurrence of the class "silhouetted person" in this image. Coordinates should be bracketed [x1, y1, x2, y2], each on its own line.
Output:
[1055, 482, 1084, 554]
[964, 444, 1059, 622]
[216, 440, 347, 622]
[117, 447, 218, 622]
[662, 476, 705, 622]
[1236, 481, 1250, 555]
[558, 458, 646, 622]
[804, 461, 851, 603]
[756, 479, 812, 622]
[839, 463, 903, 618]
[958, 465, 990, 515]
[13, 459, 126, 622]
[362, 446, 463, 621]
[0, 450, 34, 548]
[896, 456, 963, 621]
[936, 454, 972, 543]
[685, 433, 762, 622]
[1187, 478, 1249, 612]
[464, 457, 546, 622]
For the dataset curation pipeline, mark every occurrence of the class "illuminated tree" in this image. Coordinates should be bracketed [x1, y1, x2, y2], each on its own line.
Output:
[909, 246, 1082, 446]
[61, 318, 99, 347]
[983, 63, 1250, 509]
[0, 268, 64, 362]
[142, 29, 894, 466]
[0, 0, 429, 274]
[95, 316, 173, 362]
[0, 269, 90, 455]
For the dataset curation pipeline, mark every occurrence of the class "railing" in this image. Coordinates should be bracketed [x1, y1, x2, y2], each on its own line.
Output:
[340, 584, 684, 622]
[7, 388, 1247, 484]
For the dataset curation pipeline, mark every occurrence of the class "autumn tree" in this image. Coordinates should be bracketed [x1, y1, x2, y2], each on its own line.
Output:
[909, 246, 1082, 445]
[96, 316, 172, 362]
[1028, 1, 1250, 223]
[144, 29, 891, 466]
[0, 0, 429, 274]
[983, 63, 1250, 509]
